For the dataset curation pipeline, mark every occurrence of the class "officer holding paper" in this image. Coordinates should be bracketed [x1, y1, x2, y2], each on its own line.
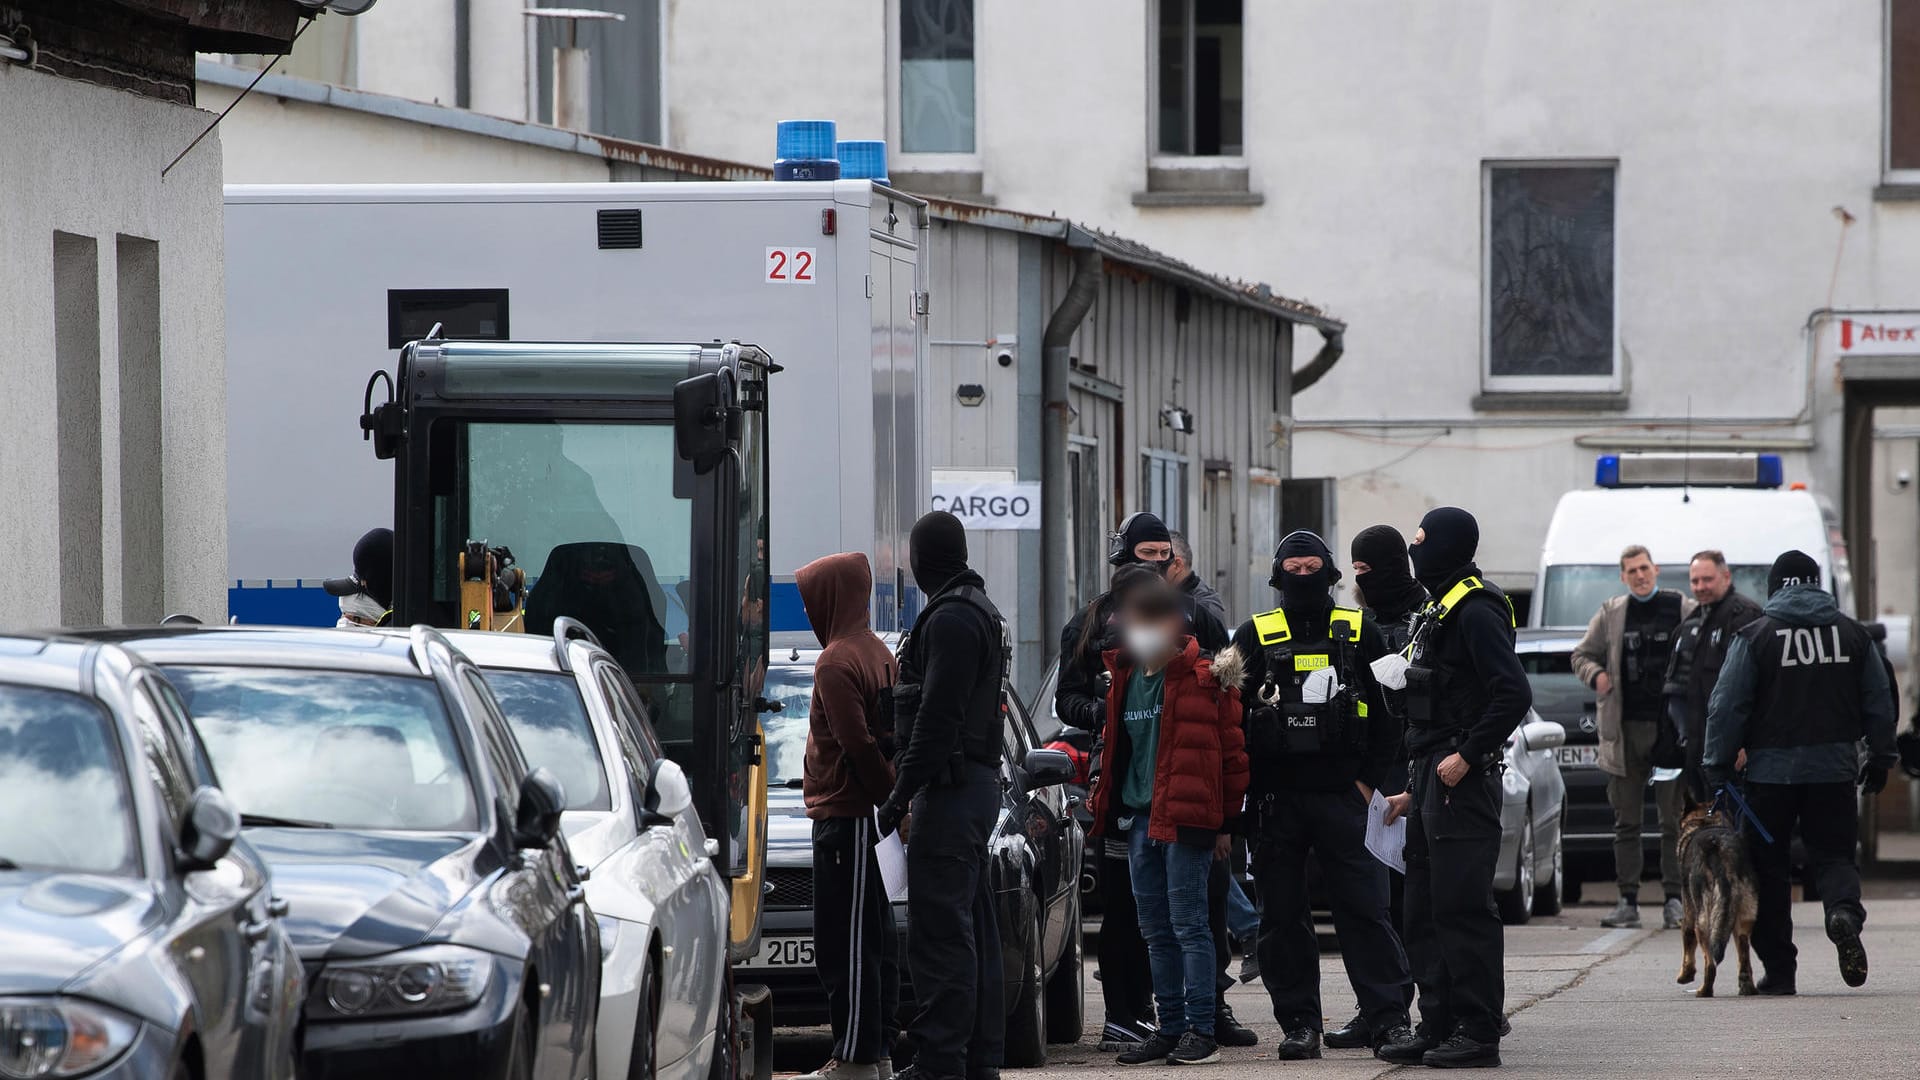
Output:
[1219, 530, 1415, 1061]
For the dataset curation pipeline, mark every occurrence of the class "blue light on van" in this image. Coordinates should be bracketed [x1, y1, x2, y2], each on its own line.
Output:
[1595, 454, 1621, 487]
[1755, 454, 1784, 488]
[837, 140, 890, 185]
[774, 120, 841, 181]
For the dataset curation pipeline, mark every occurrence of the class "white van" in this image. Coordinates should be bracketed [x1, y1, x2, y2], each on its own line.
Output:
[1532, 454, 1850, 628]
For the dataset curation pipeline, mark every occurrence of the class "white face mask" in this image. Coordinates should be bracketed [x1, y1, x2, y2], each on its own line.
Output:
[336, 592, 386, 628]
[1124, 624, 1174, 663]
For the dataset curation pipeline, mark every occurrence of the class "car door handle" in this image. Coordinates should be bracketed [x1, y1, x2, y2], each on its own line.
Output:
[243, 918, 274, 942]
[566, 884, 586, 907]
[268, 896, 290, 918]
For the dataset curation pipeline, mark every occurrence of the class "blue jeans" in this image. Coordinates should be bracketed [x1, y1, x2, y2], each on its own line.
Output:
[1127, 825, 1216, 1038]
[1225, 873, 1260, 943]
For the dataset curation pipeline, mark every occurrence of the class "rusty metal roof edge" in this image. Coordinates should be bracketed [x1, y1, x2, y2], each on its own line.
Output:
[1074, 224, 1343, 332]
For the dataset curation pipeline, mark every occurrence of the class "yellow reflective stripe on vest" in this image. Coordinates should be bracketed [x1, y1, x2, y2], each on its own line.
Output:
[1252, 608, 1292, 646]
[1435, 576, 1516, 628]
[1329, 607, 1362, 643]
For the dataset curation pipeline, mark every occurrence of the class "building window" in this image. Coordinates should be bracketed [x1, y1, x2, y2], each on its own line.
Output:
[1484, 162, 1618, 391]
[1142, 450, 1189, 534]
[1156, 0, 1242, 157]
[1891, 0, 1920, 174]
[899, 0, 975, 154]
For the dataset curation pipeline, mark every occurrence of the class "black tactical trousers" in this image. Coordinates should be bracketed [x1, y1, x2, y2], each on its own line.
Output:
[1252, 787, 1412, 1034]
[906, 764, 1004, 1077]
[1098, 845, 1153, 1026]
[1403, 752, 1505, 1043]
[813, 816, 901, 1064]
[1745, 781, 1864, 985]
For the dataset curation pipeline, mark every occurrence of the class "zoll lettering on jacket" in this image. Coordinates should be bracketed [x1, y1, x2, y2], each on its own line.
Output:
[1774, 625, 1851, 667]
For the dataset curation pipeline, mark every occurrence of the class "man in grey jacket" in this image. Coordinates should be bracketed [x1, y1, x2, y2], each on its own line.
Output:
[1169, 532, 1229, 630]
[1571, 545, 1694, 930]
[1705, 551, 1897, 995]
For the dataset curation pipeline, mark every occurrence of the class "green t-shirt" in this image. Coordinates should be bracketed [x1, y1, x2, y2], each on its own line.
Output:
[1119, 667, 1166, 814]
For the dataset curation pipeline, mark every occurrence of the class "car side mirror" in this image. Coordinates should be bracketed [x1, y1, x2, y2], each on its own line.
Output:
[1022, 748, 1076, 791]
[1518, 717, 1567, 752]
[177, 787, 240, 872]
[514, 767, 568, 849]
[674, 368, 736, 474]
[642, 759, 694, 829]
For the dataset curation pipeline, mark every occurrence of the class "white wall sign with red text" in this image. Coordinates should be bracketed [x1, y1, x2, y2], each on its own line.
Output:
[1829, 313, 1920, 357]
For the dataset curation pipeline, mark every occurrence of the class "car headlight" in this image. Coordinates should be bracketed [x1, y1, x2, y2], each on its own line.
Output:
[307, 944, 494, 1021]
[594, 914, 621, 963]
[0, 997, 137, 1078]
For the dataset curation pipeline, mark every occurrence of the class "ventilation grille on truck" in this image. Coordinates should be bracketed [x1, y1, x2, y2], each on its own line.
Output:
[597, 209, 643, 249]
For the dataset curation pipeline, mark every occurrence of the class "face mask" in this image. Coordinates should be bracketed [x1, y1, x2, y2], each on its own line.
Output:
[1408, 542, 1447, 590]
[1280, 568, 1332, 610]
[1124, 624, 1174, 663]
[336, 592, 385, 627]
[1628, 587, 1659, 603]
[1140, 556, 1173, 578]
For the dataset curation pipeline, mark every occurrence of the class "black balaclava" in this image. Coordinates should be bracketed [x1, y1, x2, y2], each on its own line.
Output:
[1270, 530, 1339, 613]
[1767, 549, 1821, 597]
[1113, 512, 1174, 575]
[909, 511, 970, 595]
[1408, 506, 1479, 592]
[352, 528, 395, 609]
[1351, 524, 1426, 617]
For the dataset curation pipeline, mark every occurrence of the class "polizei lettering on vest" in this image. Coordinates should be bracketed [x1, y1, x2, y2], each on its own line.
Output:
[1775, 625, 1851, 667]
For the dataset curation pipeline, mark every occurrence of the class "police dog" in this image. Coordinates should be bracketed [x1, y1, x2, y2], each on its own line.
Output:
[1674, 796, 1759, 997]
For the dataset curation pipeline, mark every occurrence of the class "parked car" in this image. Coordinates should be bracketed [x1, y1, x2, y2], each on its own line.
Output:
[1516, 628, 1661, 904]
[0, 635, 303, 1079]
[90, 625, 601, 1080]
[1494, 712, 1571, 924]
[1027, 659, 1102, 911]
[756, 638, 1085, 1066]
[447, 621, 730, 1080]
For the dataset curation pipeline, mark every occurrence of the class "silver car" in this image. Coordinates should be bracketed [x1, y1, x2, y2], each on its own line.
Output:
[449, 623, 731, 1080]
[1494, 713, 1571, 924]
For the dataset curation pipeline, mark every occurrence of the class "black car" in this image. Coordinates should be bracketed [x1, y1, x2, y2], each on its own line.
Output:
[756, 640, 1085, 1067]
[89, 626, 601, 1080]
[0, 635, 303, 1079]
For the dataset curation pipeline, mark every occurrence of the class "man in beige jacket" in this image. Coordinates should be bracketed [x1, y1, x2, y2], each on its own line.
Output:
[1571, 545, 1695, 930]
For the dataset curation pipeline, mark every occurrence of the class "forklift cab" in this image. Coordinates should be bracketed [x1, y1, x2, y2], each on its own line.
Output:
[363, 339, 773, 960]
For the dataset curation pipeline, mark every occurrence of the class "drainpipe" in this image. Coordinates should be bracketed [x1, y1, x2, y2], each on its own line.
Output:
[1041, 228, 1103, 651]
[1289, 326, 1345, 394]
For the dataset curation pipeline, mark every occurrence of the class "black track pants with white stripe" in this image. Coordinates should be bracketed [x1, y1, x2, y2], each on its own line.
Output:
[814, 815, 901, 1064]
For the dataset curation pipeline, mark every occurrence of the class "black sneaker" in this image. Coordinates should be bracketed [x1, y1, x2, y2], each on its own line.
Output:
[1373, 1024, 1429, 1064]
[1213, 1003, 1257, 1048]
[1168, 1032, 1220, 1066]
[1422, 1032, 1500, 1069]
[1117, 1034, 1178, 1066]
[1323, 1011, 1371, 1050]
[1276, 1029, 1322, 1061]
[1828, 908, 1868, 987]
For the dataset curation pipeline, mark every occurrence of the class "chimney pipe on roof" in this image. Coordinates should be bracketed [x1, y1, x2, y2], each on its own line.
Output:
[524, 7, 625, 132]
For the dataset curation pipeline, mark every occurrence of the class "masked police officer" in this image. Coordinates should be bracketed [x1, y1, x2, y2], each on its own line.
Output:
[880, 511, 1008, 1080]
[1703, 550, 1897, 996]
[1223, 530, 1415, 1061]
[1377, 507, 1531, 1070]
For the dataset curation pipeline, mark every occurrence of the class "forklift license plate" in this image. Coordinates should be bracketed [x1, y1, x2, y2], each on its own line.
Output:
[743, 936, 814, 969]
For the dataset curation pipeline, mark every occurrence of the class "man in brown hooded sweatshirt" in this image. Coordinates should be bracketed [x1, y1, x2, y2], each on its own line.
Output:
[797, 552, 901, 1080]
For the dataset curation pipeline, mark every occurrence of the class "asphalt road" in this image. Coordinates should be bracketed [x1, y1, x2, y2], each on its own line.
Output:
[774, 881, 1920, 1077]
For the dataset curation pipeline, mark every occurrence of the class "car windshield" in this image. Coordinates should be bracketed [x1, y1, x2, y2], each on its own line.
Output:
[0, 684, 138, 876]
[1537, 563, 1771, 627]
[481, 670, 610, 812]
[166, 667, 478, 831]
[1516, 647, 1593, 737]
[761, 665, 814, 789]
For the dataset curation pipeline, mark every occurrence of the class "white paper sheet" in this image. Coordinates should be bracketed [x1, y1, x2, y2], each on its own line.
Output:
[876, 822, 909, 901]
[1365, 790, 1407, 874]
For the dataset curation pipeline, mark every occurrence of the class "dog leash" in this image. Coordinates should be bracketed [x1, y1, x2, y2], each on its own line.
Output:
[1710, 784, 1775, 845]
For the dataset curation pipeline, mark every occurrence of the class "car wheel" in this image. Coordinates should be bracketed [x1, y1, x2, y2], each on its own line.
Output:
[1003, 910, 1048, 1068]
[507, 1002, 537, 1080]
[1043, 890, 1084, 1044]
[1496, 814, 1535, 926]
[629, 959, 659, 1080]
[1532, 804, 1566, 917]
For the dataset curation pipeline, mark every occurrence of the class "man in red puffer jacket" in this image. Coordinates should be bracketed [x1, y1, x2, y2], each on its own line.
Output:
[1086, 578, 1250, 1067]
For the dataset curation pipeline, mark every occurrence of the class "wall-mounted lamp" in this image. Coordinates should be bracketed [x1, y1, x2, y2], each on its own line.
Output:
[956, 383, 986, 407]
[1161, 405, 1193, 434]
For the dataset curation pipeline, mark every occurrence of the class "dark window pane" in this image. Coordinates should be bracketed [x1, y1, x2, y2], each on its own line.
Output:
[1894, 0, 1920, 169]
[900, 0, 975, 153]
[484, 671, 610, 812]
[1158, 0, 1241, 156]
[1158, 0, 1190, 154]
[1488, 166, 1616, 378]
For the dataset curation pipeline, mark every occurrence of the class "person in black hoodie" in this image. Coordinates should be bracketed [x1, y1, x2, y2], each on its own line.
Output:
[880, 512, 1006, 1080]
[1222, 530, 1412, 1062]
[1377, 507, 1531, 1070]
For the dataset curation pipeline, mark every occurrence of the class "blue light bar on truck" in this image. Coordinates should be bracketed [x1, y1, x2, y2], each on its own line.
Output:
[774, 120, 840, 181]
[837, 140, 890, 185]
[1594, 453, 1785, 489]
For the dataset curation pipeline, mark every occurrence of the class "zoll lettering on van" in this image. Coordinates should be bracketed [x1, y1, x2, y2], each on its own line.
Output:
[1831, 313, 1920, 357]
[929, 479, 1042, 531]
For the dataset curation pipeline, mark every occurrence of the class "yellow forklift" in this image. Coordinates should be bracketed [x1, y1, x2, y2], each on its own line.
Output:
[362, 337, 778, 1080]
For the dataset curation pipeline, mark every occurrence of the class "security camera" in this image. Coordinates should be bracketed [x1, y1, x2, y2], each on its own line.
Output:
[996, 349, 1014, 368]
[1899, 469, 1914, 491]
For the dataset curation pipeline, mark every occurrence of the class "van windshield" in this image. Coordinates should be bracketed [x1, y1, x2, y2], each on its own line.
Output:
[1537, 564, 1772, 627]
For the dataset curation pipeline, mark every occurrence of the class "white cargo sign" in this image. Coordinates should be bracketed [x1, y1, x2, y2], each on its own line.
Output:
[1830, 313, 1920, 356]
[932, 480, 1042, 530]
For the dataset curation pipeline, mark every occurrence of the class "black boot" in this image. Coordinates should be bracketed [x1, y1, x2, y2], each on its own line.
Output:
[1373, 1024, 1429, 1064]
[1755, 974, 1797, 996]
[1276, 1029, 1322, 1061]
[1828, 908, 1868, 988]
[1323, 1012, 1371, 1050]
[1422, 1032, 1500, 1069]
[1213, 1002, 1257, 1048]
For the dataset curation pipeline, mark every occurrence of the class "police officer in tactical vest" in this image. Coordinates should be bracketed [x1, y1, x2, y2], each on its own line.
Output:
[1221, 530, 1416, 1061]
[879, 511, 1009, 1080]
[1703, 550, 1897, 996]
[1377, 508, 1532, 1070]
